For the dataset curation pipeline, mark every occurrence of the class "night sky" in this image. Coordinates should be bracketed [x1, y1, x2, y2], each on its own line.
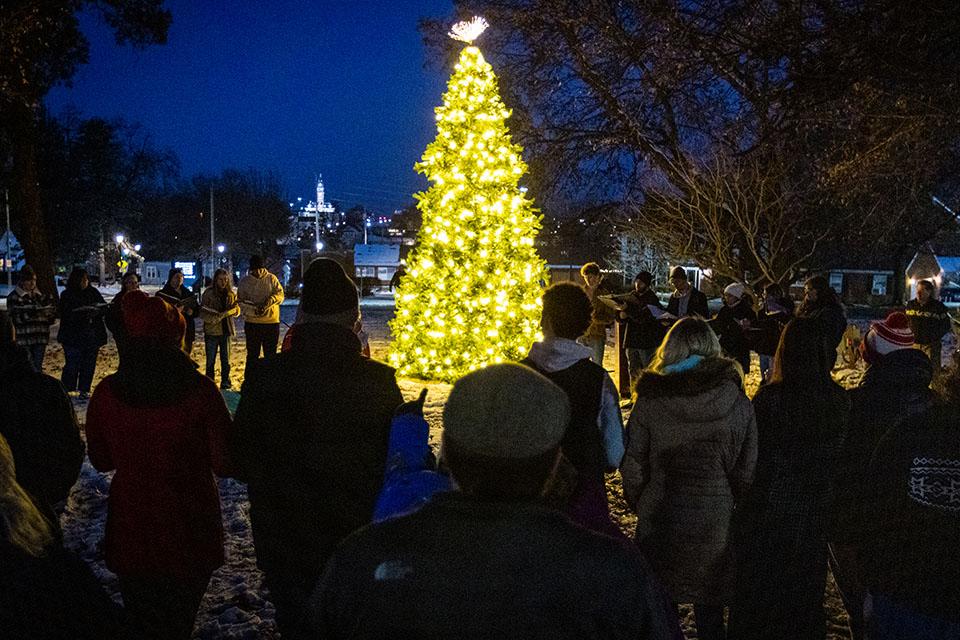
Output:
[45, 0, 454, 212]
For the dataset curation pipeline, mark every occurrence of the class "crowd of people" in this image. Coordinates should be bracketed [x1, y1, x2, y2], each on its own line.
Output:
[1, 258, 958, 639]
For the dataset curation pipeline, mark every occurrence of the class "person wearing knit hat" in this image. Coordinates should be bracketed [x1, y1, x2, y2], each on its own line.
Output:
[86, 284, 233, 639]
[231, 257, 402, 639]
[236, 255, 284, 377]
[299, 258, 359, 324]
[122, 290, 186, 349]
[310, 363, 678, 638]
[860, 311, 915, 363]
[667, 266, 710, 319]
[833, 309, 934, 636]
[713, 282, 757, 372]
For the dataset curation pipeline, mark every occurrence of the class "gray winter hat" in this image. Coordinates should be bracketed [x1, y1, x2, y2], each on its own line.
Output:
[442, 363, 570, 459]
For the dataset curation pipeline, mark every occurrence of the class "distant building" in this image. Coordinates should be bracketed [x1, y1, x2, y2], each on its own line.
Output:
[290, 175, 338, 247]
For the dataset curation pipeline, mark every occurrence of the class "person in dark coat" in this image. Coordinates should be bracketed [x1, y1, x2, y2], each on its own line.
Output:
[104, 271, 140, 352]
[905, 279, 952, 374]
[710, 282, 757, 373]
[310, 363, 680, 640]
[157, 268, 198, 354]
[523, 282, 625, 537]
[754, 282, 795, 380]
[57, 267, 108, 398]
[855, 365, 960, 639]
[728, 318, 849, 640]
[829, 311, 934, 640]
[5, 264, 56, 371]
[0, 311, 84, 527]
[665, 266, 709, 319]
[617, 271, 667, 382]
[622, 317, 757, 640]
[85, 291, 234, 640]
[0, 432, 121, 639]
[231, 258, 403, 640]
[796, 275, 846, 374]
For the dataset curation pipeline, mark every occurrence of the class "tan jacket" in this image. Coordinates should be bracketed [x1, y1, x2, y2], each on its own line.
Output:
[237, 270, 284, 324]
[200, 288, 240, 337]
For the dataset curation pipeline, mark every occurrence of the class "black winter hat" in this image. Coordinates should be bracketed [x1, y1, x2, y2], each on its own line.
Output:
[634, 271, 653, 286]
[301, 258, 358, 316]
[249, 255, 265, 271]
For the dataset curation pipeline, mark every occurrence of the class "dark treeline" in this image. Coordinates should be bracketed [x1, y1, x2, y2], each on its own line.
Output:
[33, 109, 291, 271]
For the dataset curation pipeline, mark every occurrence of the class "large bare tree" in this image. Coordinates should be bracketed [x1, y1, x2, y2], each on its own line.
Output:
[1, 1, 170, 295]
[423, 1, 960, 292]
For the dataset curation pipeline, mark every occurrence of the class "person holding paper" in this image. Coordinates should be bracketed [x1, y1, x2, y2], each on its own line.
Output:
[237, 255, 284, 377]
[617, 271, 667, 381]
[57, 267, 108, 400]
[200, 269, 240, 390]
[666, 267, 709, 319]
[157, 268, 199, 354]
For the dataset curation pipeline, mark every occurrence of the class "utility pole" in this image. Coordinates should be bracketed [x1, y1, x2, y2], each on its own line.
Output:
[209, 188, 215, 280]
[4, 190, 11, 287]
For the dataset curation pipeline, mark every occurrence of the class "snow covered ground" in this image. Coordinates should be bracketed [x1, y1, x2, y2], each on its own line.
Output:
[49, 302, 926, 638]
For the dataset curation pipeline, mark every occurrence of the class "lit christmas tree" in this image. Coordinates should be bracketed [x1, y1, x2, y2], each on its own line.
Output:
[389, 17, 548, 382]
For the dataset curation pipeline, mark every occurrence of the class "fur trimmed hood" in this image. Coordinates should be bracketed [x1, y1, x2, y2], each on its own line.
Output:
[633, 356, 745, 423]
[635, 356, 743, 398]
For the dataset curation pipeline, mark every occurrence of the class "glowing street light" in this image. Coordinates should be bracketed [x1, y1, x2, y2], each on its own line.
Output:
[115, 233, 124, 244]
[217, 244, 225, 254]
[315, 241, 324, 251]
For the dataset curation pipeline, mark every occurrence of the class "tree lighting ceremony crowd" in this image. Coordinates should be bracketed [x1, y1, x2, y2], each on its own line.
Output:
[2, 252, 958, 640]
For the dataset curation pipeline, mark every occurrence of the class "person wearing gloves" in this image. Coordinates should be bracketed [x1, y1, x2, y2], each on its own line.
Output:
[237, 255, 284, 376]
[711, 282, 756, 373]
[522, 282, 625, 536]
[372, 389, 453, 523]
[200, 268, 241, 390]
[310, 363, 680, 640]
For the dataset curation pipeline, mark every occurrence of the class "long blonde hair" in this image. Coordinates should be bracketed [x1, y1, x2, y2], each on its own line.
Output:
[0, 434, 54, 557]
[648, 317, 721, 373]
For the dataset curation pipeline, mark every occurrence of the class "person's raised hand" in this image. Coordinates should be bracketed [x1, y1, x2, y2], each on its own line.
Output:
[395, 388, 428, 416]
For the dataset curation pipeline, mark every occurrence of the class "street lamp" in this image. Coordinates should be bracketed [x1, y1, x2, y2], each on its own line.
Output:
[115, 233, 124, 244]
[315, 241, 324, 252]
[217, 244, 225, 254]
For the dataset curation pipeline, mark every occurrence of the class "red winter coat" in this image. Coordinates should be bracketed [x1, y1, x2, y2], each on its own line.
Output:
[86, 348, 234, 582]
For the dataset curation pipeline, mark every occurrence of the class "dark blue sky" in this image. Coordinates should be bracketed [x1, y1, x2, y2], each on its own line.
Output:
[46, 0, 454, 212]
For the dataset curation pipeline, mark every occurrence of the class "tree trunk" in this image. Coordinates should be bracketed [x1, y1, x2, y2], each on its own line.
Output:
[9, 101, 58, 299]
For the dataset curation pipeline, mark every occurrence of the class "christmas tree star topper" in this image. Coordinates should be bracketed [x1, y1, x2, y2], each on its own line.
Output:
[448, 16, 488, 43]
